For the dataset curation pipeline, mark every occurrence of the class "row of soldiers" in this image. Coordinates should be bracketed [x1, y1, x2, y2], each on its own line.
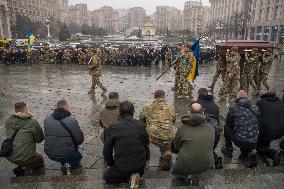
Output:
[0, 46, 171, 66]
[209, 47, 275, 105]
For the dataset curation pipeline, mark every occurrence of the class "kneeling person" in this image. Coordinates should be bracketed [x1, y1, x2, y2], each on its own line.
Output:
[44, 100, 84, 175]
[4, 102, 44, 177]
[139, 90, 176, 171]
[171, 103, 214, 185]
[103, 101, 149, 188]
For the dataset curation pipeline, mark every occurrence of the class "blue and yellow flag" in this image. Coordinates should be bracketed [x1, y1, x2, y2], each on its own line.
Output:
[188, 38, 201, 82]
[28, 31, 35, 45]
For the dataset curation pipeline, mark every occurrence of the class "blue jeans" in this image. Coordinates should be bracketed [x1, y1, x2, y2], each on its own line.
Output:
[49, 150, 82, 168]
[171, 169, 189, 182]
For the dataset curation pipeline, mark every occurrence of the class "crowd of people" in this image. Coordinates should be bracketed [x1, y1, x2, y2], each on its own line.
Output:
[0, 44, 215, 67]
[1, 88, 283, 188]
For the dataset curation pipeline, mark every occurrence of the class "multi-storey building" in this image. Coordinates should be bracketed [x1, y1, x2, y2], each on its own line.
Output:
[154, 6, 183, 34]
[0, 0, 11, 38]
[183, 0, 209, 36]
[7, 0, 56, 24]
[92, 6, 119, 35]
[249, 0, 284, 43]
[128, 7, 146, 28]
[54, 0, 69, 23]
[69, 3, 89, 27]
[207, 0, 250, 39]
[118, 9, 129, 32]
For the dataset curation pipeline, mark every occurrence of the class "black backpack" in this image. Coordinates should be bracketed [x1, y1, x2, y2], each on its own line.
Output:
[0, 130, 19, 157]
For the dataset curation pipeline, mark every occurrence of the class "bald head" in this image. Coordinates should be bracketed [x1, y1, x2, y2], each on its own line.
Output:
[188, 103, 204, 114]
[237, 90, 247, 99]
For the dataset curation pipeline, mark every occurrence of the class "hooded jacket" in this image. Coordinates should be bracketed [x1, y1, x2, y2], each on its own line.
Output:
[100, 99, 121, 129]
[256, 93, 284, 138]
[171, 114, 214, 175]
[226, 97, 260, 144]
[44, 108, 84, 158]
[5, 112, 44, 162]
[104, 114, 150, 173]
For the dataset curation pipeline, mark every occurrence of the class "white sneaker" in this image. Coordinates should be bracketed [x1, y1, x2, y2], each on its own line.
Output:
[130, 173, 140, 188]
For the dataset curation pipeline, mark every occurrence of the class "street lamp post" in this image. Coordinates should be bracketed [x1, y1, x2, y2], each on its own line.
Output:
[45, 17, 51, 41]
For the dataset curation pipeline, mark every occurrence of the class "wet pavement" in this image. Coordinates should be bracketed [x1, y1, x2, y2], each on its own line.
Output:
[0, 61, 283, 188]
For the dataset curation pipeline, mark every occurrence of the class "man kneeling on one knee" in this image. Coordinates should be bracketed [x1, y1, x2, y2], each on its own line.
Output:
[44, 100, 84, 175]
[171, 103, 215, 185]
[103, 101, 149, 188]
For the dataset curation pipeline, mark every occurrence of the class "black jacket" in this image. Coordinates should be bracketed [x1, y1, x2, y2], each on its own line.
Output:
[256, 93, 284, 138]
[103, 114, 150, 173]
[197, 95, 220, 122]
[226, 97, 260, 144]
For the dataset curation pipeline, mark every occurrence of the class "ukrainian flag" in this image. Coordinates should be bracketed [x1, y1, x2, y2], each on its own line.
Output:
[28, 31, 35, 45]
[188, 38, 201, 82]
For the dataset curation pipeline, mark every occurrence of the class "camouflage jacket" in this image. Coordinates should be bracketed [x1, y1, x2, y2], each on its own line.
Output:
[260, 52, 274, 73]
[226, 51, 240, 79]
[216, 56, 226, 71]
[139, 99, 176, 140]
[89, 55, 102, 77]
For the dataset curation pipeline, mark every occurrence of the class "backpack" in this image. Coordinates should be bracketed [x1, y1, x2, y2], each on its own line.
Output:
[0, 130, 19, 157]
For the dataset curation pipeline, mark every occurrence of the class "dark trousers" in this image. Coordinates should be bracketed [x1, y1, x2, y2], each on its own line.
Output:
[257, 132, 284, 159]
[103, 166, 144, 184]
[49, 150, 82, 168]
[224, 125, 256, 153]
[213, 132, 221, 160]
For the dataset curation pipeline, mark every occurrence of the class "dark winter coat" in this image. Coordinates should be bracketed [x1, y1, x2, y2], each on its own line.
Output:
[226, 97, 260, 145]
[197, 94, 220, 122]
[44, 108, 84, 158]
[256, 93, 284, 138]
[103, 114, 150, 173]
[5, 113, 44, 162]
[99, 99, 121, 129]
[171, 114, 215, 175]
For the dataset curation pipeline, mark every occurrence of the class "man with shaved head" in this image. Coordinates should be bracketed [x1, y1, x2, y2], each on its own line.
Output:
[171, 102, 214, 185]
[256, 88, 284, 166]
[222, 90, 260, 168]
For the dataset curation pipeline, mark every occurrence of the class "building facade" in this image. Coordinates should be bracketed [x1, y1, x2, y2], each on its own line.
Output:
[207, 0, 250, 39]
[248, 0, 284, 43]
[69, 3, 88, 27]
[7, 0, 57, 24]
[128, 7, 146, 28]
[183, 0, 209, 36]
[92, 6, 119, 35]
[0, 0, 11, 38]
[54, 0, 69, 23]
[118, 9, 129, 32]
[154, 6, 183, 34]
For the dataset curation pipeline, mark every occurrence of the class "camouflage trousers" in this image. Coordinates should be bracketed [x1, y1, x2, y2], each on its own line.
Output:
[244, 69, 257, 93]
[211, 69, 226, 87]
[258, 71, 270, 90]
[218, 77, 239, 106]
[176, 77, 193, 96]
[150, 136, 172, 157]
[91, 76, 107, 93]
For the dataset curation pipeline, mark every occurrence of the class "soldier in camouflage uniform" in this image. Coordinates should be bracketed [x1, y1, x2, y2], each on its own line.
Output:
[88, 48, 108, 96]
[218, 46, 241, 106]
[258, 48, 274, 91]
[42, 43, 50, 64]
[173, 47, 195, 99]
[244, 48, 259, 94]
[209, 53, 226, 89]
[139, 90, 176, 171]
[78, 50, 86, 65]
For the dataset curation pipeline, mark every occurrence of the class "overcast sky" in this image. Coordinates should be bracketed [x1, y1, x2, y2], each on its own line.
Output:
[69, 0, 210, 14]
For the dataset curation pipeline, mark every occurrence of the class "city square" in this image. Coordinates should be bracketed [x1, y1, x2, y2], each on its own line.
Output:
[0, 0, 284, 189]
